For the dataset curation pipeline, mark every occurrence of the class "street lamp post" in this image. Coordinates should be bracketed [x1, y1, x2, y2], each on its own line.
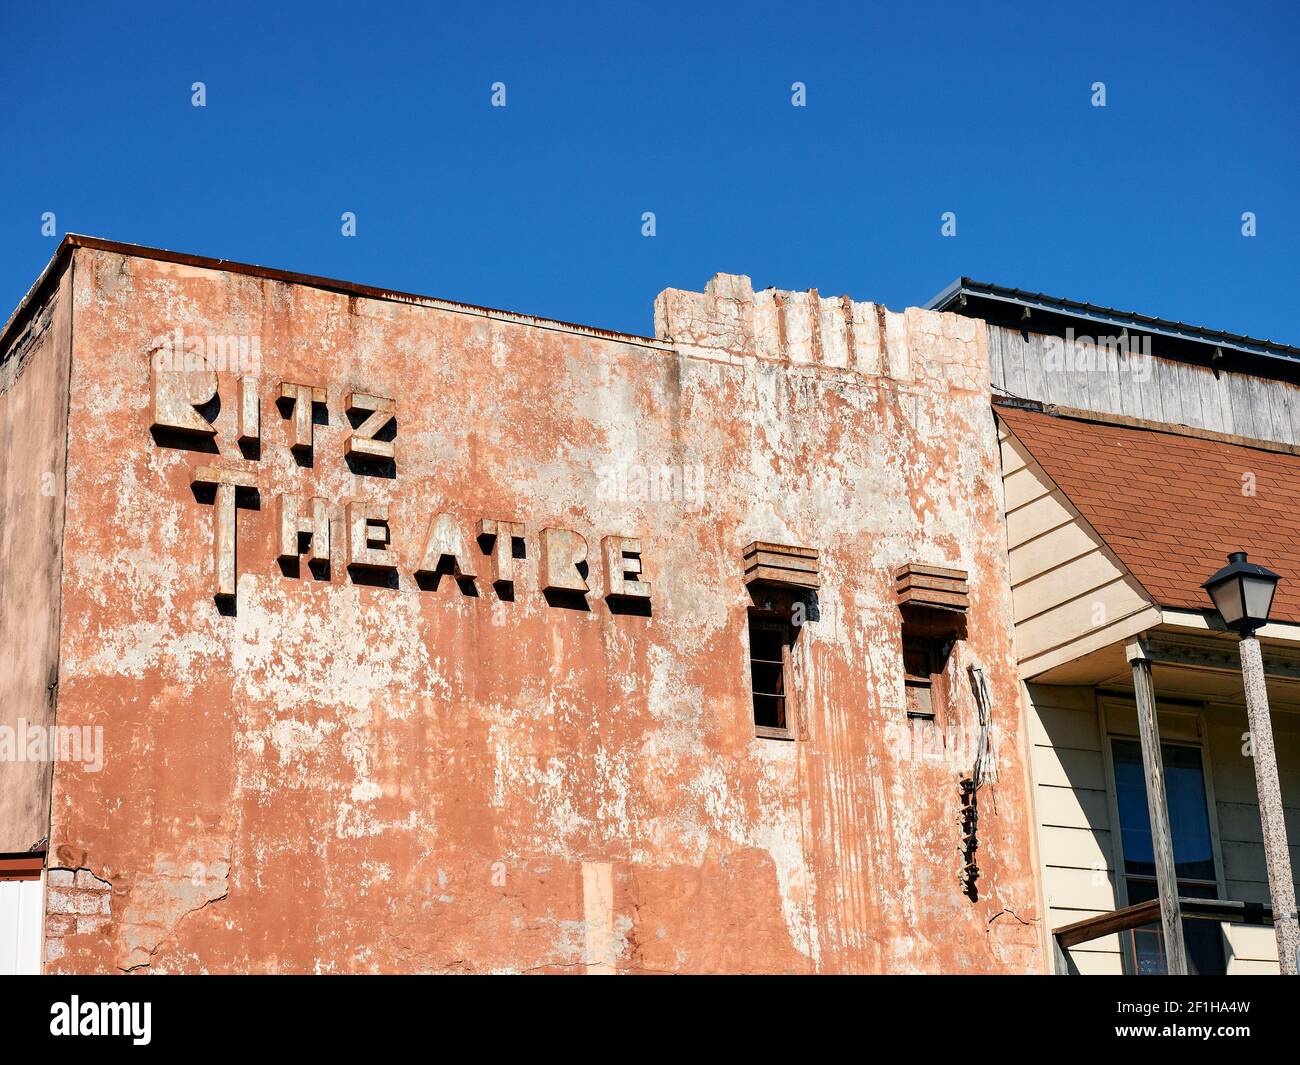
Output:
[1203, 551, 1299, 975]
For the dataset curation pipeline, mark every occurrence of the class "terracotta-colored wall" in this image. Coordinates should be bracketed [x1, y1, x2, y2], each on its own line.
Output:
[42, 247, 1044, 972]
[0, 265, 72, 854]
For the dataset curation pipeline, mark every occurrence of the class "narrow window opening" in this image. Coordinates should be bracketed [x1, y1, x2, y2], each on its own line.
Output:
[894, 564, 968, 723]
[748, 610, 795, 739]
[898, 608, 960, 721]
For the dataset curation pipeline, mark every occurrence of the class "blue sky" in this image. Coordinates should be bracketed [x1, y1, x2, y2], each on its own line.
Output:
[2, 1, 1296, 341]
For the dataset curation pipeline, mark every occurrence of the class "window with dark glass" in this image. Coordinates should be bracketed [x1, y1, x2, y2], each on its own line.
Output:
[748, 612, 793, 738]
[1111, 738, 1225, 975]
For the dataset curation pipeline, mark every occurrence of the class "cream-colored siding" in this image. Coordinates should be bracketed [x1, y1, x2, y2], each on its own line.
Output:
[998, 419, 1158, 678]
[1025, 683, 1123, 973]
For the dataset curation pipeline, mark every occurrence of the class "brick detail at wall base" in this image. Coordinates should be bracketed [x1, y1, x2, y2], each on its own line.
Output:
[44, 867, 112, 963]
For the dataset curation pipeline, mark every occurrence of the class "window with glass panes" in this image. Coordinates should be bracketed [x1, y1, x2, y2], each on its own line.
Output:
[1111, 738, 1225, 975]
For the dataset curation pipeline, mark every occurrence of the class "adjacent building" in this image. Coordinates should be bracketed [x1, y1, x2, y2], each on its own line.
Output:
[930, 279, 1300, 974]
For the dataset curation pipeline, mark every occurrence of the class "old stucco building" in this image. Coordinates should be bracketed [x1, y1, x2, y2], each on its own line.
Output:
[0, 237, 1044, 974]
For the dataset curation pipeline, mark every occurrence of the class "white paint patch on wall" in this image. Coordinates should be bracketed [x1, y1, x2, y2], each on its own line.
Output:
[581, 860, 615, 974]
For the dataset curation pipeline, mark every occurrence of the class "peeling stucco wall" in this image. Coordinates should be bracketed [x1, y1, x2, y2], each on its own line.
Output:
[37, 249, 1045, 973]
[0, 265, 72, 854]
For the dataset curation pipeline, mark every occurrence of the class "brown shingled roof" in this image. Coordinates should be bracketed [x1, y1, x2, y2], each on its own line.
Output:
[997, 404, 1300, 625]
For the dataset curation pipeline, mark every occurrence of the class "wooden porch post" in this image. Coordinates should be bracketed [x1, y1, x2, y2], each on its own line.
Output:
[1126, 636, 1188, 974]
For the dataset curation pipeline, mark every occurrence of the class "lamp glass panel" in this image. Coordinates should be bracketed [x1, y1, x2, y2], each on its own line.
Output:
[1243, 575, 1277, 624]
[1210, 576, 1246, 625]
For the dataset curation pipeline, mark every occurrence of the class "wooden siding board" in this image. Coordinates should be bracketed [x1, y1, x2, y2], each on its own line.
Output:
[1029, 704, 1103, 751]
[989, 324, 1006, 395]
[1020, 330, 1049, 406]
[1157, 358, 1184, 426]
[1043, 865, 1120, 911]
[1268, 376, 1297, 446]
[1013, 551, 1129, 623]
[1196, 365, 1229, 436]
[1026, 684, 1096, 712]
[1113, 360, 1140, 420]
[1177, 361, 1205, 429]
[1228, 372, 1259, 440]
[1223, 923, 1279, 963]
[1102, 349, 1125, 420]
[1101, 703, 1202, 743]
[1033, 745, 1107, 791]
[999, 436, 1028, 477]
[1003, 465, 1051, 511]
[1005, 491, 1075, 546]
[1226, 957, 1280, 974]
[1036, 784, 1112, 830]
[1247, 373, 1275, 440]
[1041, 825, 1114, 870]
[1001, 329, 1029, 399]
[1015, 576, 1146, 660]
[1009, 522, 1103, 586]
[1287, 380, 1300, 445]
